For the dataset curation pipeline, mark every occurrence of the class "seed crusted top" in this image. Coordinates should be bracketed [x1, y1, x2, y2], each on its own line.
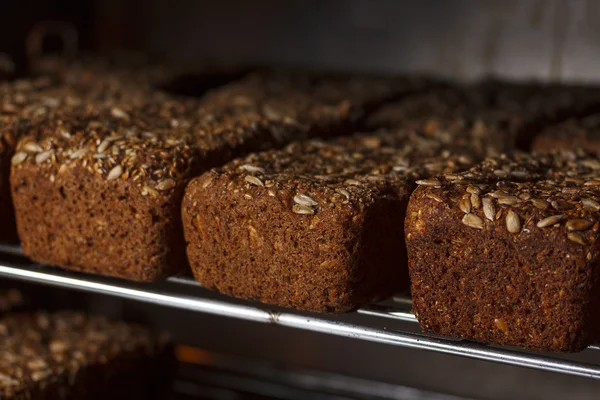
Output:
[0, 311, 165, 397]
[199, 129, 475, 215]
[415, 150, 600, 249]
[201, 72, 432, 131]
[11, 97, 307, 196]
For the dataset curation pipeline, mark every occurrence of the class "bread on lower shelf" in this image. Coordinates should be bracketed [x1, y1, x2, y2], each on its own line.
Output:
[0, 311, 172, 399]
[182, 130, 475, 312]
[405, 151, 600, 352]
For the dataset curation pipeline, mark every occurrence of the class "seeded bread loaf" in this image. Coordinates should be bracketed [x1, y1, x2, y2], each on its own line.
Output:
[531, 114, 600, 153]
[366, 88, 527, 156]
[0, 77, 79, 243]
[0, 311, 172, 399]
[368, 82, 600, 154]
[182, 131, 475, 312]
[201, 71, 439, 134]
[0, 59, 178, 243]
[406, 151, 600, 351]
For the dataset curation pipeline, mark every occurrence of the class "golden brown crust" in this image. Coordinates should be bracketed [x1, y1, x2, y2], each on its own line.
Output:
[406, 151, 600, 351]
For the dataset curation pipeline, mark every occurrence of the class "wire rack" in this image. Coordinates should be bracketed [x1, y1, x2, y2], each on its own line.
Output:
[1, 243, 599, 380]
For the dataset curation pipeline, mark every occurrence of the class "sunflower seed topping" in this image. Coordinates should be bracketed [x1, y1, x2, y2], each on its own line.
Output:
[35, 150, 52, 164]
[155, 179, 176, 191]
[294, 193, 318, 207]
[470, 193, 481, 209]
[292, 204, 315, 215]
[107, 165, 123, 181]
[462, 213, 484, 229]
[568, 232, 587, 245]
[416, 179, 441, 187]
[566, 219, 593, 232]
[537, 214, 564, 228]
[240, 164, 265, 173]
[506, 210, 521, 233]
[244, 175, 264, 186]
[458, 197, 471, 214]
[582, 198, 600, 212]
[11, 152, 27, 165]
[482, 197, 495, 221]
[23, 142, 43, 153]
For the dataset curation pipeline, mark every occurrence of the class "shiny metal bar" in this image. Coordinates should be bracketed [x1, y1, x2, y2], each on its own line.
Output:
[0, 250, 599, 379]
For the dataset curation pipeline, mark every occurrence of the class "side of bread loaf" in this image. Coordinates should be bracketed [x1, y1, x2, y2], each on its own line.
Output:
[406, 152, 600, 351]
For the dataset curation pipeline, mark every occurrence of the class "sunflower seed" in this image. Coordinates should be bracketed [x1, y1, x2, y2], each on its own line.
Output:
[489, 191, 508, 198]
[97, 139, 111, 154]
[568, 232, 587, 245]
[294, 193, 318, 207]
[416, 179, 441, 187]
[27, 359, 47, 370]
[462, 213, 484, 229]
[244, 175, 264, 186]
[292, 204, 315, 215]
[566, 219, 593, 232]
[11, 152, 27, 165]
[582, 198, 600, 212]
[344, 179, 361, 186]
[23, 142, 43, 153]
[142, 186, 159, 198]
[498, 196, 520, 205]
[519, 192, 532, 201]
[111, 107, 129, 119]
[506, 210, 521, 233]
[466, 185, 481, 195]
[458, 198, 471, 214]
[70, 148, 88, 159]
[482, 198, 495, 221]
[530, 198, 549, 210]
[107, 165, 123, 180]
[240, 164, 265, 173]
[35, 151, 52, 164]
[156, 179, 176, 191]
[31, 370, 51, 382]
[336, 188, 351, 200]
[551, 199, 574, 211]
[426, 193, 443, 202]
[537, 214, 564, 228]
[470, 193, 481, 209]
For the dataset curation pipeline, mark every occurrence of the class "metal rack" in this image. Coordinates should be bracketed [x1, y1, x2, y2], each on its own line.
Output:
[1, 243, 599, 380]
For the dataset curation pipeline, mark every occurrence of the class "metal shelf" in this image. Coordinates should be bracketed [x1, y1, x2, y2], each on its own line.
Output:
[1, 244, 600, 380]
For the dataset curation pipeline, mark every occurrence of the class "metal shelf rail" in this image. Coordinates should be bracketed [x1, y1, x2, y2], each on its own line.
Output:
[0, 244, 599, 379]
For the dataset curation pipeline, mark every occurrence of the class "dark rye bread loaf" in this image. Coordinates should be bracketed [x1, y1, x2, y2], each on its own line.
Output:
[11, 73, 434, 281]
[406, 151, 600, 351]
[0, 77, 79, 243]
[0, 311, 172, 399]
[182, 130, 475, 312]
[366, 88, 514, 157]
[200, 71, 439, 134]
[0, 59, 179, 243]
[367, 82, 600, 155]
[531, 114, 600, 153]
